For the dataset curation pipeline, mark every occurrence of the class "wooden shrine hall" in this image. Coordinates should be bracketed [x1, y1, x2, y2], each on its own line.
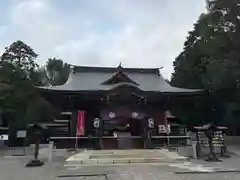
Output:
[38, 64, 203, 149]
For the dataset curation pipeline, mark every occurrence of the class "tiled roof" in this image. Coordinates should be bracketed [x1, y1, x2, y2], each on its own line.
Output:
[38, 65, 203, 94]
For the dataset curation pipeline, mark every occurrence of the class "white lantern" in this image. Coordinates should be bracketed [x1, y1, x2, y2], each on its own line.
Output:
[148, 118, 154, 128]
[93, 118, 100, 128]
[158, 125, 166, 133]
[113, 131, 118, 137]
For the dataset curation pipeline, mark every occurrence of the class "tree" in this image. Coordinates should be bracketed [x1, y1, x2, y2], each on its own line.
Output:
[44, 58, 70, 86]
[1, 40, 39, 81]
[172, 0, 240, 92]
[171, 0, 240, 128]
[0, 41, 39, 113]
[0, 41, 55, 143]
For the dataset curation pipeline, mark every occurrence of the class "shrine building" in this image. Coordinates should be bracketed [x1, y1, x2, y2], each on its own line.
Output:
[38, 64, 203, 149]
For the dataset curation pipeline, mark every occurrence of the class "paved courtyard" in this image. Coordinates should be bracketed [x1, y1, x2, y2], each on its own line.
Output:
[1, 147, 240, 180]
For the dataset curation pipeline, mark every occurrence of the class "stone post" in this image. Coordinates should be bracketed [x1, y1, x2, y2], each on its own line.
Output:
[48, 141, 53, 162]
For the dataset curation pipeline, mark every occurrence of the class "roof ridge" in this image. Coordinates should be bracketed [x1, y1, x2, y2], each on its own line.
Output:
[72, 65, 160, 74]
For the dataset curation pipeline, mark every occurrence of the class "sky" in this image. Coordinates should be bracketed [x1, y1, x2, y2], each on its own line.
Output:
[0, 0, 206, 79]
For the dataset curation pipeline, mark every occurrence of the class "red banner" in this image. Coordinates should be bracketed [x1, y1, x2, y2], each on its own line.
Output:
[77, 111, 85, 136]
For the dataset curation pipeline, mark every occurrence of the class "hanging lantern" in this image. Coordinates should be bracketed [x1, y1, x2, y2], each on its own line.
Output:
[113, 131, 118, 138]
[158, 125, 166, 133]
[148, 118, 154, 128]
[93, 118, 100, 128]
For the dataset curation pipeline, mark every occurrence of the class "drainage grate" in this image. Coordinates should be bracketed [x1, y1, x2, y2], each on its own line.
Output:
[57, 173, 108, 180]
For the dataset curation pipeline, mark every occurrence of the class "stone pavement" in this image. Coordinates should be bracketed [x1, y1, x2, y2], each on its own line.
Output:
[58, 163, 240, 180]
[1, 148, 240, 180]
[0, 156, 60, 180]
[1, 157, 240, 180]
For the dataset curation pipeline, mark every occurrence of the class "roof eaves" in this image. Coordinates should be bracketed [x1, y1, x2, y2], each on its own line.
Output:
[160, 89, 205, 95]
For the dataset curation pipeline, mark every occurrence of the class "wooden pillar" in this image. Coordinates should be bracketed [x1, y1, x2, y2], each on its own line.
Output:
[143, 119, 149, 149]
[196, 131, 201, 158]
[94, 117, 103, 150]
[68, 95, 76, 138]
[99, 118, 103, 149]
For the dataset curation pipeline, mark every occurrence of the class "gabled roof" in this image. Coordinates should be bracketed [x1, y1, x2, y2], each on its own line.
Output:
[38, 65, 203, 94]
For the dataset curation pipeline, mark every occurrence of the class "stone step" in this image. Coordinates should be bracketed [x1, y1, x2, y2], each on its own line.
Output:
[85, 149, 164, 154]
[84, 149, 170, 155]
[66, 149, 188, 165]
[68, 151, 167, 161]
[65, 157, 186, 166]
[89, 152, 168, 159]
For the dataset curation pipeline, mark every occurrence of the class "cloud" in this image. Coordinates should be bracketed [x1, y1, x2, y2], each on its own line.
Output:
[8, 0, 69, 64]
[1, 0, 206, 79]
[11, 0, 47, 27]
[54, 0, 206, 78]
[0, 26, 7, 36]
[0, 26, 8, 53]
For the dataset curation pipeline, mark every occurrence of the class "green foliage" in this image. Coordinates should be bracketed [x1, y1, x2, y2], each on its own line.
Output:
[1, 40, 38, 77]
[171, 0, 240, 126]
[25, 95, 56, 124]
[44, 58, 70, 86]
[172, 0, 240, 93]
[0, 41, 55, 129]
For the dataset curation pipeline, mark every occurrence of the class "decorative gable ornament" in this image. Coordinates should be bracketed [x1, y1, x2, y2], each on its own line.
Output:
[101, 65, 139, 85]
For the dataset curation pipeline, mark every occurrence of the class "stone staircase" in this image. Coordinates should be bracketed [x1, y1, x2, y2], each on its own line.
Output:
[65, 149, 188, 166]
